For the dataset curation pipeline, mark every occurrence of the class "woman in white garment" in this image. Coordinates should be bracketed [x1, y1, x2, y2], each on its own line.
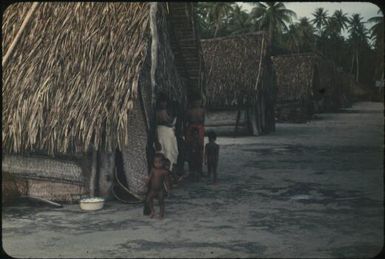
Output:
[155, 94, 178, 171]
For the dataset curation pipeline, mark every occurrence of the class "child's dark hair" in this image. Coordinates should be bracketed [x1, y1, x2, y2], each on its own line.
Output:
[154, 153, 165, 160]
[207, 131, 217, 141]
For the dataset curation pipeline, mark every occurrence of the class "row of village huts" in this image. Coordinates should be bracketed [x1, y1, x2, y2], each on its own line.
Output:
[2, 2, 365, 204]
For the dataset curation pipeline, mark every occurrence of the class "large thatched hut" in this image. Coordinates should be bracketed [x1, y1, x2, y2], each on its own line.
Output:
[272, 52, 339, 122]
[2, 2, 204, 202]
[201, 32, 275, 136]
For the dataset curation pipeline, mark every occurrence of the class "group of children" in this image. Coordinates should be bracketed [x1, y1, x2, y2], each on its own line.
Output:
[144, 131, 219, 219]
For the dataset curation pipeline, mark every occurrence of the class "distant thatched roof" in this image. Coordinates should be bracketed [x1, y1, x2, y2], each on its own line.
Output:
[201, 32, 270, 108]
[272, 52, 338, 102]
[2, 3, 186, 154]
[272, 53, 316, 101]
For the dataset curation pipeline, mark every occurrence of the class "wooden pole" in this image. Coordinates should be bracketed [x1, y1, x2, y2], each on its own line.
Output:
[3, 2, 39, 67]
[234, 107, 241, 135]
[90, 146, 97, 197]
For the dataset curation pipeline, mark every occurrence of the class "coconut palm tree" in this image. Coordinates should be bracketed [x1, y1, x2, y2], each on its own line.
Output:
[249, 2, 296, 43]
[320, 10, 349, 66]
[227, 4, 251, 35]
[324, 17, 341, 37]
[296, 17, 316, 51]
[367, 10, 384, 48]
[203, 2, 234, 37]
[283, 24, 300, 53]
[311, 7, 329, 35]
[332, 9, 349, 34]
[196, 3, 213, 39]
[348, 13, 370, 81]
[367, 10, 384, 80]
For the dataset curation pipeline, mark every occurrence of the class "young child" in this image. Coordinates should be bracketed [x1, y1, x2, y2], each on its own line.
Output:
[163, 158, 173, 195]
[145, 153, 170, 218]
[204, 131, 219, 184]
[189, 127, 203, 181]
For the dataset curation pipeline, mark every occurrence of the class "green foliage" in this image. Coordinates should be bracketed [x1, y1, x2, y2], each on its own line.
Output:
[195, 2, 382, 89]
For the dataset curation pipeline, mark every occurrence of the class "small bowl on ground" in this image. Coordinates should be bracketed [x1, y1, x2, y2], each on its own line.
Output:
[80, 197, 105, 211]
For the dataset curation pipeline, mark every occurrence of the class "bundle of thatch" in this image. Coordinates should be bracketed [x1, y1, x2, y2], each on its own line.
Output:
[201, 32, 270, 109]
[2, 2, 196, 201]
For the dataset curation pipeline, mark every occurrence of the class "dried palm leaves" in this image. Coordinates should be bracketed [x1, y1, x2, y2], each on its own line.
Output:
[272, 53, 316, 102]
[201, 32, 268, 109]
[3, 3, 152, 154]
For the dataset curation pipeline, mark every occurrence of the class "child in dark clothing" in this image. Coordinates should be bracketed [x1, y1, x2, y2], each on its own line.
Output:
[205, 131, 219, 184]
[145, 153, 171, 219]
[188, 127, 203, 181]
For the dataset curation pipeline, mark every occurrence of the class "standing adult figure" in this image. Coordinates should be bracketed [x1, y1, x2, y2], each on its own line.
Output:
[169, 99, 185, 177]
[185, 96, 205, 176]
[155, 93, 178, 171]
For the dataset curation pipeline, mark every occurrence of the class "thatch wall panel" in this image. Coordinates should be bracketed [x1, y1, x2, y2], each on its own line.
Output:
[121, 97, 148, 200]
[2, 155, 84, 184]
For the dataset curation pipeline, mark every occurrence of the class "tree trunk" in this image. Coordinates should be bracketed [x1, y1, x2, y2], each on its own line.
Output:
[249, 105, 258, 136]
[355, 51, 359, 82]
[234, 108, 241, 135]
[256, 94, 263, 135]
[260, 94, 266, 133]
[214, 23, 220, 37]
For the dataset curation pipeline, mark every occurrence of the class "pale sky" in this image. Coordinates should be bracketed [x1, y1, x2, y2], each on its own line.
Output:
[238, 2, 382, 37]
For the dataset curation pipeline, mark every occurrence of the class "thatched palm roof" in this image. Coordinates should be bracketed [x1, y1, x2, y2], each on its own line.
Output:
[271, 53, 317, 102]
[2, 3, 186, 154]
[201, 32, 269, 108]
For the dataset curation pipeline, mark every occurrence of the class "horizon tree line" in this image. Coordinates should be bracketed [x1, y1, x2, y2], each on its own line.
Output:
[196, 2, 384, 94]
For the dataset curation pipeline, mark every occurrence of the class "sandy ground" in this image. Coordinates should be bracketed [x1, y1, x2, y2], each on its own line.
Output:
[2, 102, 384, 258]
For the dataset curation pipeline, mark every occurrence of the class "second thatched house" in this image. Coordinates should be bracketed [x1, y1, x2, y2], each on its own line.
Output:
[2, 2, 204, 202]
[272, 52, 340, 122]
[201, 32, 275, 136]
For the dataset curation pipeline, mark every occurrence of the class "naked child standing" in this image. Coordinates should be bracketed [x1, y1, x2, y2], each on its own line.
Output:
[204, 131, 219, 184]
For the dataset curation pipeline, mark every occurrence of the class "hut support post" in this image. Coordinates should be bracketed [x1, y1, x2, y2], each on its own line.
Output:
[234, 107, 241, 135]
[249, 104, 258, 136]
[90, 147, 97, 197]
